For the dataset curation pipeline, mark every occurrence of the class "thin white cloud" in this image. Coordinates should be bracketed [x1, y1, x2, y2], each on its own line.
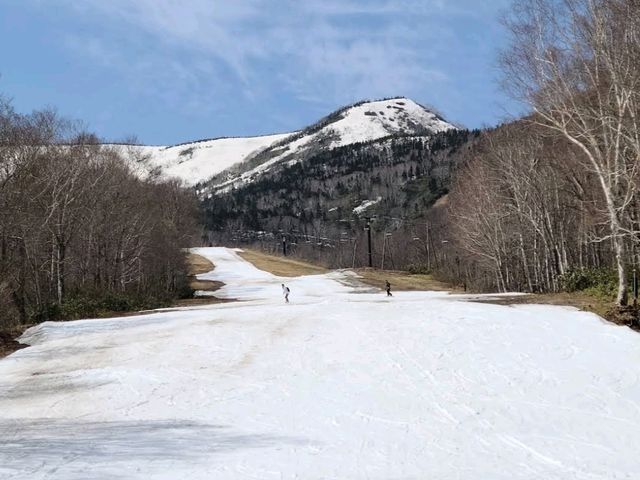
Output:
[31, 0, 505, 121]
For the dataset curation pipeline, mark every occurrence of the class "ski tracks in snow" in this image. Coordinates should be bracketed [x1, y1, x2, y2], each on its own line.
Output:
[1, 247, 640, 479]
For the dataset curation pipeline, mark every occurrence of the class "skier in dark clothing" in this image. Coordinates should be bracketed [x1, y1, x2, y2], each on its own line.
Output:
[385, 280, 392, 297]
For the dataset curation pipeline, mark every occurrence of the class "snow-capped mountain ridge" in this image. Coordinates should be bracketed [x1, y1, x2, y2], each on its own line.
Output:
[206, 97, 456, 193]
[122, 97, 455, 188]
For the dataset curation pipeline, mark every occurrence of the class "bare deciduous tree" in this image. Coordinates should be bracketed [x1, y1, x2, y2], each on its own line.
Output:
[501, 0, 640, 305]
[0, 99, 199, 328]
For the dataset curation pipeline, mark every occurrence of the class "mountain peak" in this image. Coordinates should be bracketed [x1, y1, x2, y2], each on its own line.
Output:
[123, 97, 455, 187]
[319, 97, 453, 148]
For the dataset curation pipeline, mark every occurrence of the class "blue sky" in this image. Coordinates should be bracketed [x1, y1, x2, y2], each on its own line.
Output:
[0, 0, 518, 145]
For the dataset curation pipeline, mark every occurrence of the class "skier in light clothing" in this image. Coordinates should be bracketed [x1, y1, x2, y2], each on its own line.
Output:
[281, 283, 290, 303]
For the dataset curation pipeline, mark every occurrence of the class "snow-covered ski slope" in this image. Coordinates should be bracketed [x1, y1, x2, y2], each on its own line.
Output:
[2, 247, 640, 479]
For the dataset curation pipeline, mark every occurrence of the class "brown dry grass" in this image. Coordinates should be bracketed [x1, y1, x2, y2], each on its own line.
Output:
[188, 253, 215, 275]
[184, 252, 222, 294]
[475, 291, 613, 318]
[186, 252, 223, 292]
[0, 326, 30, 359]
[177, 252, 230, 306]
[236, 249, 455, 291]
[237, 249, 328, 277]
[353, 268, 456, 292]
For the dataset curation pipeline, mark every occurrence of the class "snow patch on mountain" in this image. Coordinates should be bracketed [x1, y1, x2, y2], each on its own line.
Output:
[353, 197, 382, 215]
[121, 133, 293, 186]
[328, 98, 452, 148]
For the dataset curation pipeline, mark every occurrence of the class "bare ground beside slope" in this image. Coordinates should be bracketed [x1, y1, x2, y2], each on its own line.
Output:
[0, 329, 29, 358]
[237, 249, 456, 292]
[237, 249, 329, 277]
[173, 252, 231, 307]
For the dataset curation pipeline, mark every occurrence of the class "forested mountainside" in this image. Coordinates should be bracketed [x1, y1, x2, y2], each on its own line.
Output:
[201, 128, 476, 238]
[109, 96, 469, 275]
[190, 97, 469, 267]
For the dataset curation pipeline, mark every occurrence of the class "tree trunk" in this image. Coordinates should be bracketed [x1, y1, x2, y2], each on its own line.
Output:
[56, 241, 65, 305]
[613, 234, 628, 306]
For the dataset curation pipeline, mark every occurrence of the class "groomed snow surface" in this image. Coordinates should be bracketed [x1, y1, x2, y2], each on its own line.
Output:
[2, 248, 640, 479]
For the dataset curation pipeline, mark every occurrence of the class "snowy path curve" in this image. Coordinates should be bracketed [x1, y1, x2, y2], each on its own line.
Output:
[1, 247, 640, 479]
